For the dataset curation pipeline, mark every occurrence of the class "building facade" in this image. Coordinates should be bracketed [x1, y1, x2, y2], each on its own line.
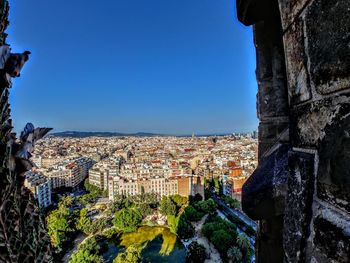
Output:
[24, 171, 52, 208]
[45, 157, 93, 189]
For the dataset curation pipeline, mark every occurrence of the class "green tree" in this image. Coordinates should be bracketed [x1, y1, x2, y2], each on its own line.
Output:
[211, 229, 233, 255]
[90, 217, 108, 234]
[113, 244, 142, 263]
[46, 206, 70, 251]
[177, 215, 195, 239]
[237, 233, 250, 251]
[112, 194, 128, 211]
[144, 193, 159, 208]
[227, 246, 242, 263]
[196, 198, 217, 214]
[186, 241, 206, 263]
[76, 208, 92, 234]
[102, 228, 118, 239]
[204, 198, 217, 214]
[201, 216, 238, 259]
[59, 195, 73, 208]
[159, 196, 177, 216]
[184, 205, 204, 222]
[237, 233, 253, 262]
[69, 237, 104, 263]
[84, 180, 101, 194]
[113, 208, 142, 232]
[169, 195, 188, 208]
[69, 250, 104, 263]
[138, 203, 152, 218]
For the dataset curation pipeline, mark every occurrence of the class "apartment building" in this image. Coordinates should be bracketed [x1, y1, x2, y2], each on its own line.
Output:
[24, 171, 52, 208]
[108, 175, 203, 201]
[45, 157, 93, 189]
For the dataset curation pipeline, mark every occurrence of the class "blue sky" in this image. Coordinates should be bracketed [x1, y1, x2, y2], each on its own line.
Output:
[8, 0, 257, 135]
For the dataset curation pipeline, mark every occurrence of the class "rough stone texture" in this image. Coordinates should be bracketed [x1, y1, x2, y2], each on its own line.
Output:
[283, 17, 311, 104]
[237, 0, 350, 262]
[258, 121, 288, 157]
[305, 0, 350, 95]
[257, 216, 285, 263]
[318, 108, 350, 213]
[278, 0, 309, 30]
[239, 1, 290, 262]
[0, 1, 53, 262]
[242, 144, 289, 220]
[290, 95, 350, 147]
[283, 151, 315, 262]
[313, 217, 350, 263]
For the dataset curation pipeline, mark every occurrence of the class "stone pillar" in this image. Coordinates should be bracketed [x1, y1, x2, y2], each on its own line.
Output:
[237, 0, 290, 262]
[237, 0, 350, 262]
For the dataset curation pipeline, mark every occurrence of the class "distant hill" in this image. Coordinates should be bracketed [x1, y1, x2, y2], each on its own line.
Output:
[50, 131, 163, 138]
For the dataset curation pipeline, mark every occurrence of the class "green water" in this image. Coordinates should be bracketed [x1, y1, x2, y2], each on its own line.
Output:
[102, 226, 186, 263]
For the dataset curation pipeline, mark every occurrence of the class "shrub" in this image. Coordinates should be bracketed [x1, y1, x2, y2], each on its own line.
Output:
[184, 205, 204, 222]
[186, 241, 206, 263]
[159, 196, 177, 216]
[113, 208, 142, 233]
[69, 237, 104, 263]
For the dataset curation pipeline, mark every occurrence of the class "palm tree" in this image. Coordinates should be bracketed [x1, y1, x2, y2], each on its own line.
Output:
[237, 233, 251, 251]
[237, 233, 254, 262]
[227, 246, 242, 263]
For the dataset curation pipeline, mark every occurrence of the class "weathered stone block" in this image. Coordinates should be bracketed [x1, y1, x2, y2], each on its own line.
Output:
[278, 0, 309, 30]
[318, 111, 350, 213]
[284, 151, 314, 262]
[258, 121, 288, 157]
[258, 80, 289, 118]
[242, 144, 289, 220]
[255, 18, 289, 118]
[313, 217, 350, 263]
[283, 18, 311, 104]
[259, 121, 288, 141]
[305, 0, 350, 94]
[290, 95, 350, 147]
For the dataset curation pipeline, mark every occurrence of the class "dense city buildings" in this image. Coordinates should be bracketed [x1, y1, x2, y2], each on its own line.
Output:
[26, 134, 257, 205]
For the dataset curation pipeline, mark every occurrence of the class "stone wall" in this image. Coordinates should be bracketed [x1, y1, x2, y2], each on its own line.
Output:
[0, 1, 53, 262]
[238, 0, 350, 262]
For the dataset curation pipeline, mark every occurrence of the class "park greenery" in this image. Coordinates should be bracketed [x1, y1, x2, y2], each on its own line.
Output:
[77, 180, 107, 205]
[46, 176, 254, 263]
[46, 196, 74, 253]
[112, 207, 143, 232]
[184, 198, 217, 222]
[186, 241, 206, 263]
[222, 195, 241, 209]
[46, 181, 109, 257]
[76, 208, 108, 235]
[201, 214, 253, 262]
[157, 195, 197, 239]
[69, 237, 104, 263]
[113, 244, 143, 263]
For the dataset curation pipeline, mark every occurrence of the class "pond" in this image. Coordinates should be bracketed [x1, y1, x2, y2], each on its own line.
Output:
[101, 226, 186, 263]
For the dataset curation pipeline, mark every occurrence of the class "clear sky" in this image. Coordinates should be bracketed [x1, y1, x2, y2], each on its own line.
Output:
[8, 0, 257, 135]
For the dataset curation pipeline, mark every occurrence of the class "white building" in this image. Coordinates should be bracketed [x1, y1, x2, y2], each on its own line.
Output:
[24, 171, 52, 208]
[45, 157, 93, 188]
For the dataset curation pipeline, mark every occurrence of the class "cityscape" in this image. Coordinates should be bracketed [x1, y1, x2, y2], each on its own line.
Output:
[25, 133, 258, 262]
[1, 0, 349, 263]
